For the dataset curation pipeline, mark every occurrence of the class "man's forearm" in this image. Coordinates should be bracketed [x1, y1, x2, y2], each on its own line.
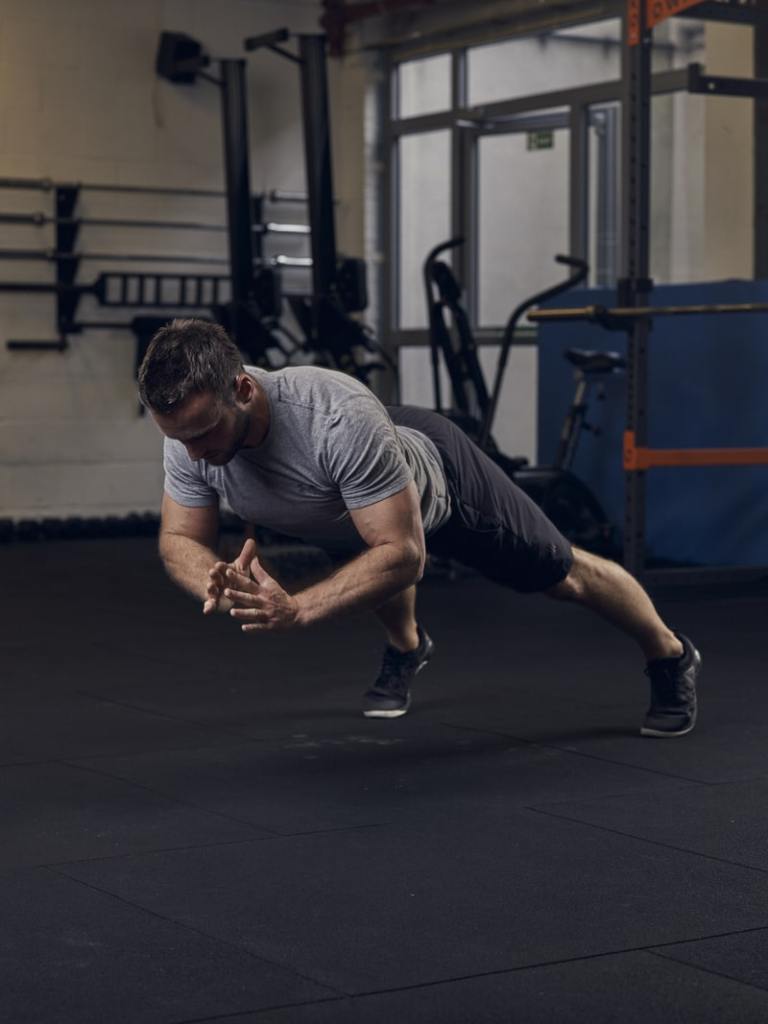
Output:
[293, 541, 423, 628]
[159, 531, 219, 602]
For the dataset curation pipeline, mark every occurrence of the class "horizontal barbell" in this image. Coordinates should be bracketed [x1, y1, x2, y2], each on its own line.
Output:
[528, 302, 768, 323]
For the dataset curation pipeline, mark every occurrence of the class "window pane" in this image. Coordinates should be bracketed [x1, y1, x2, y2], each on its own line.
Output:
[477, 128, 570, 327]
[398, 344, 538, 463]
[466, 17, 705, 106]
[468, 20, 622, 105]
[398, 130, 451, 329]
[397, 54, 452, 119]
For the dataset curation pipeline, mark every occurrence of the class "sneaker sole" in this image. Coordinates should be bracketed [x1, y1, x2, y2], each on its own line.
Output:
[363, 694, 412, 719]
[640, 709, 697, 738]
[362, 705, 410, 719]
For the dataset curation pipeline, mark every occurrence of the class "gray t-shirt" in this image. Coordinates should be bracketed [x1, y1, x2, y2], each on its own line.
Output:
[163, 365, 451, 551]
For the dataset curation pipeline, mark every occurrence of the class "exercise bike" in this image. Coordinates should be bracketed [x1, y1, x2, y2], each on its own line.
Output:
[423, 239, 625, 556]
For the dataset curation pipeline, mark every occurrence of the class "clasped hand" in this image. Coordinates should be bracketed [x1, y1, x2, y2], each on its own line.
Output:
[203, 537, 300, 632]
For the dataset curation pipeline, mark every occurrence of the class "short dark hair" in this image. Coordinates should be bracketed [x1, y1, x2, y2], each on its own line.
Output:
[137, 318, 244, 414]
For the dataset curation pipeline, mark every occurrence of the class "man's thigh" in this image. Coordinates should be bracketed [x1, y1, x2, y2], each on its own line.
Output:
[387, 405, 573, 593]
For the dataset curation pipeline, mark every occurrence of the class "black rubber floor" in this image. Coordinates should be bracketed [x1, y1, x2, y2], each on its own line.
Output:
[2, 538, 768, 1022]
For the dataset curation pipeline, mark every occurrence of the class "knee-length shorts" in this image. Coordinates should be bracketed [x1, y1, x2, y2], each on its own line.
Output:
[387, 405, 573, 593]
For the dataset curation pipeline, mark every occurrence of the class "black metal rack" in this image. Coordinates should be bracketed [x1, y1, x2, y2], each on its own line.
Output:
[0, 176, 311, 354]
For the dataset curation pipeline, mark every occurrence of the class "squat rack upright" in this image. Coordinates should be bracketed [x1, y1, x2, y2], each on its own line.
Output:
[530, 0, 768, 585]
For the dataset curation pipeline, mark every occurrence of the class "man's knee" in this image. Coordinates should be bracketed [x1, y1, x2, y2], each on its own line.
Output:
[545, 547, 593, 602]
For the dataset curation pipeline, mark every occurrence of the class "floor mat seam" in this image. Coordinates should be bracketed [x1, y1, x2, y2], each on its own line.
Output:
[41, 865, 347, 1000]
[526, 804, 768, 877]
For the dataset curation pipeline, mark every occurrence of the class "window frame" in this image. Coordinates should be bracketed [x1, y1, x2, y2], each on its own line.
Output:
[382, 39, 692, 357]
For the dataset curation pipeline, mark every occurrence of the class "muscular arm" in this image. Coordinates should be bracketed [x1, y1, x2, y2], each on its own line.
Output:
[158, 494, 221, 602]
[160, 495, 279, 616]
[224, 482, 426, 632]
[292, 481, 426, 627]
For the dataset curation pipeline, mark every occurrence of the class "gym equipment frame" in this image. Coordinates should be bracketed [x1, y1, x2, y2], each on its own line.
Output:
[156, 29, 386, 383]
[527, 0, 768, 586]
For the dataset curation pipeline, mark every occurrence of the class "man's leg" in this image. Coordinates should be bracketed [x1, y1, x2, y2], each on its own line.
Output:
[546, 546, 682, 660]
[374, 585, 420, 652]
[548, 547, 700, 737]
[382, 404, 700, 736]
[361, 585, 434, 719]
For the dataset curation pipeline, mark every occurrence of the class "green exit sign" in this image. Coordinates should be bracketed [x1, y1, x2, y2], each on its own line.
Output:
[527, 130, 554, 151]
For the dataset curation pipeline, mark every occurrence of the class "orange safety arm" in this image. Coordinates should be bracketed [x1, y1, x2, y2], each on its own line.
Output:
[624, 431, 768, 470]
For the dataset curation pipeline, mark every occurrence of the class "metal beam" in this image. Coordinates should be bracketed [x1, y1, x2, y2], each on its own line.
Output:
[298, 35, 338, 300]
[687, 62, 768, 98]
[368, 1, 618, 61]
[756, 21, 768, 276]
[677, 1, 768, 27]
[621, 1, 653, 578]
[220, 58, 256, 320]
[389, 68, 691, 136]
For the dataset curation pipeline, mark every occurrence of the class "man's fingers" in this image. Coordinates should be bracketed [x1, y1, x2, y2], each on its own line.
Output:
[230, 607, 269, 623]
[249, 555, 272, 585]
[235, 538, 257, 573]
[226, 589, 264, 609]
[226, 567, 256, 590]
[202, 598, 217, 615]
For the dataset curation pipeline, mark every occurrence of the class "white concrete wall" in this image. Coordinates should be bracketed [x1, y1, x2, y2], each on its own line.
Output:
[0, 0, 320, 520]
[703, 21, 754, 280]
[657, 19, 752, 284]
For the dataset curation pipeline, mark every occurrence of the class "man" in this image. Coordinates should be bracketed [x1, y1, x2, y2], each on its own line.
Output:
[138, 318, 700, 736]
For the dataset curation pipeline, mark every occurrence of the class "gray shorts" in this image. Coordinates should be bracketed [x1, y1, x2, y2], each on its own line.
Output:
[387, 406, 573, 593]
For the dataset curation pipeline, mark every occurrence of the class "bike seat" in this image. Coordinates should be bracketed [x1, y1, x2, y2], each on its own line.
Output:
[564, 348, 626, 373]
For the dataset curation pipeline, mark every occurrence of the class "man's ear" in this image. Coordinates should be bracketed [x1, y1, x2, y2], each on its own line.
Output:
[233, 373, 254, 405]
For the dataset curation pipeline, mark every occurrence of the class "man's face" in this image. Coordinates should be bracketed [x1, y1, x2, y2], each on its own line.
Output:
[153, 389, 251, 466]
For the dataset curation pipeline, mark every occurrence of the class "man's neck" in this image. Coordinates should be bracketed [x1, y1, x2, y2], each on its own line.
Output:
[244, 375, 270, 447]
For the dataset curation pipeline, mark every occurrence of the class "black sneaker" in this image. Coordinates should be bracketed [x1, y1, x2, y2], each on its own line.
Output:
[362, 627, 435, 719]
[641, 632, 701, 738]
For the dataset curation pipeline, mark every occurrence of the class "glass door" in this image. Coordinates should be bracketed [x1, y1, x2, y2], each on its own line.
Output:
[475, 112, 571, 328]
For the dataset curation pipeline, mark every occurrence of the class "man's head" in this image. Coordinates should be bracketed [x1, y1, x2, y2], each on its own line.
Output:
[138, 318, 260, 466]
[138, 318, 243, 414]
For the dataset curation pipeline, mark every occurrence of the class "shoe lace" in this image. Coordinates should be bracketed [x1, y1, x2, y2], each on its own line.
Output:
[644, 659, 692, 706]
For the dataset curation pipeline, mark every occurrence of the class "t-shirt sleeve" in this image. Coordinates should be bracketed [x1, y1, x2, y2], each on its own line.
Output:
[163, 438, 219, 508]
[322, 395, 413, 509]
